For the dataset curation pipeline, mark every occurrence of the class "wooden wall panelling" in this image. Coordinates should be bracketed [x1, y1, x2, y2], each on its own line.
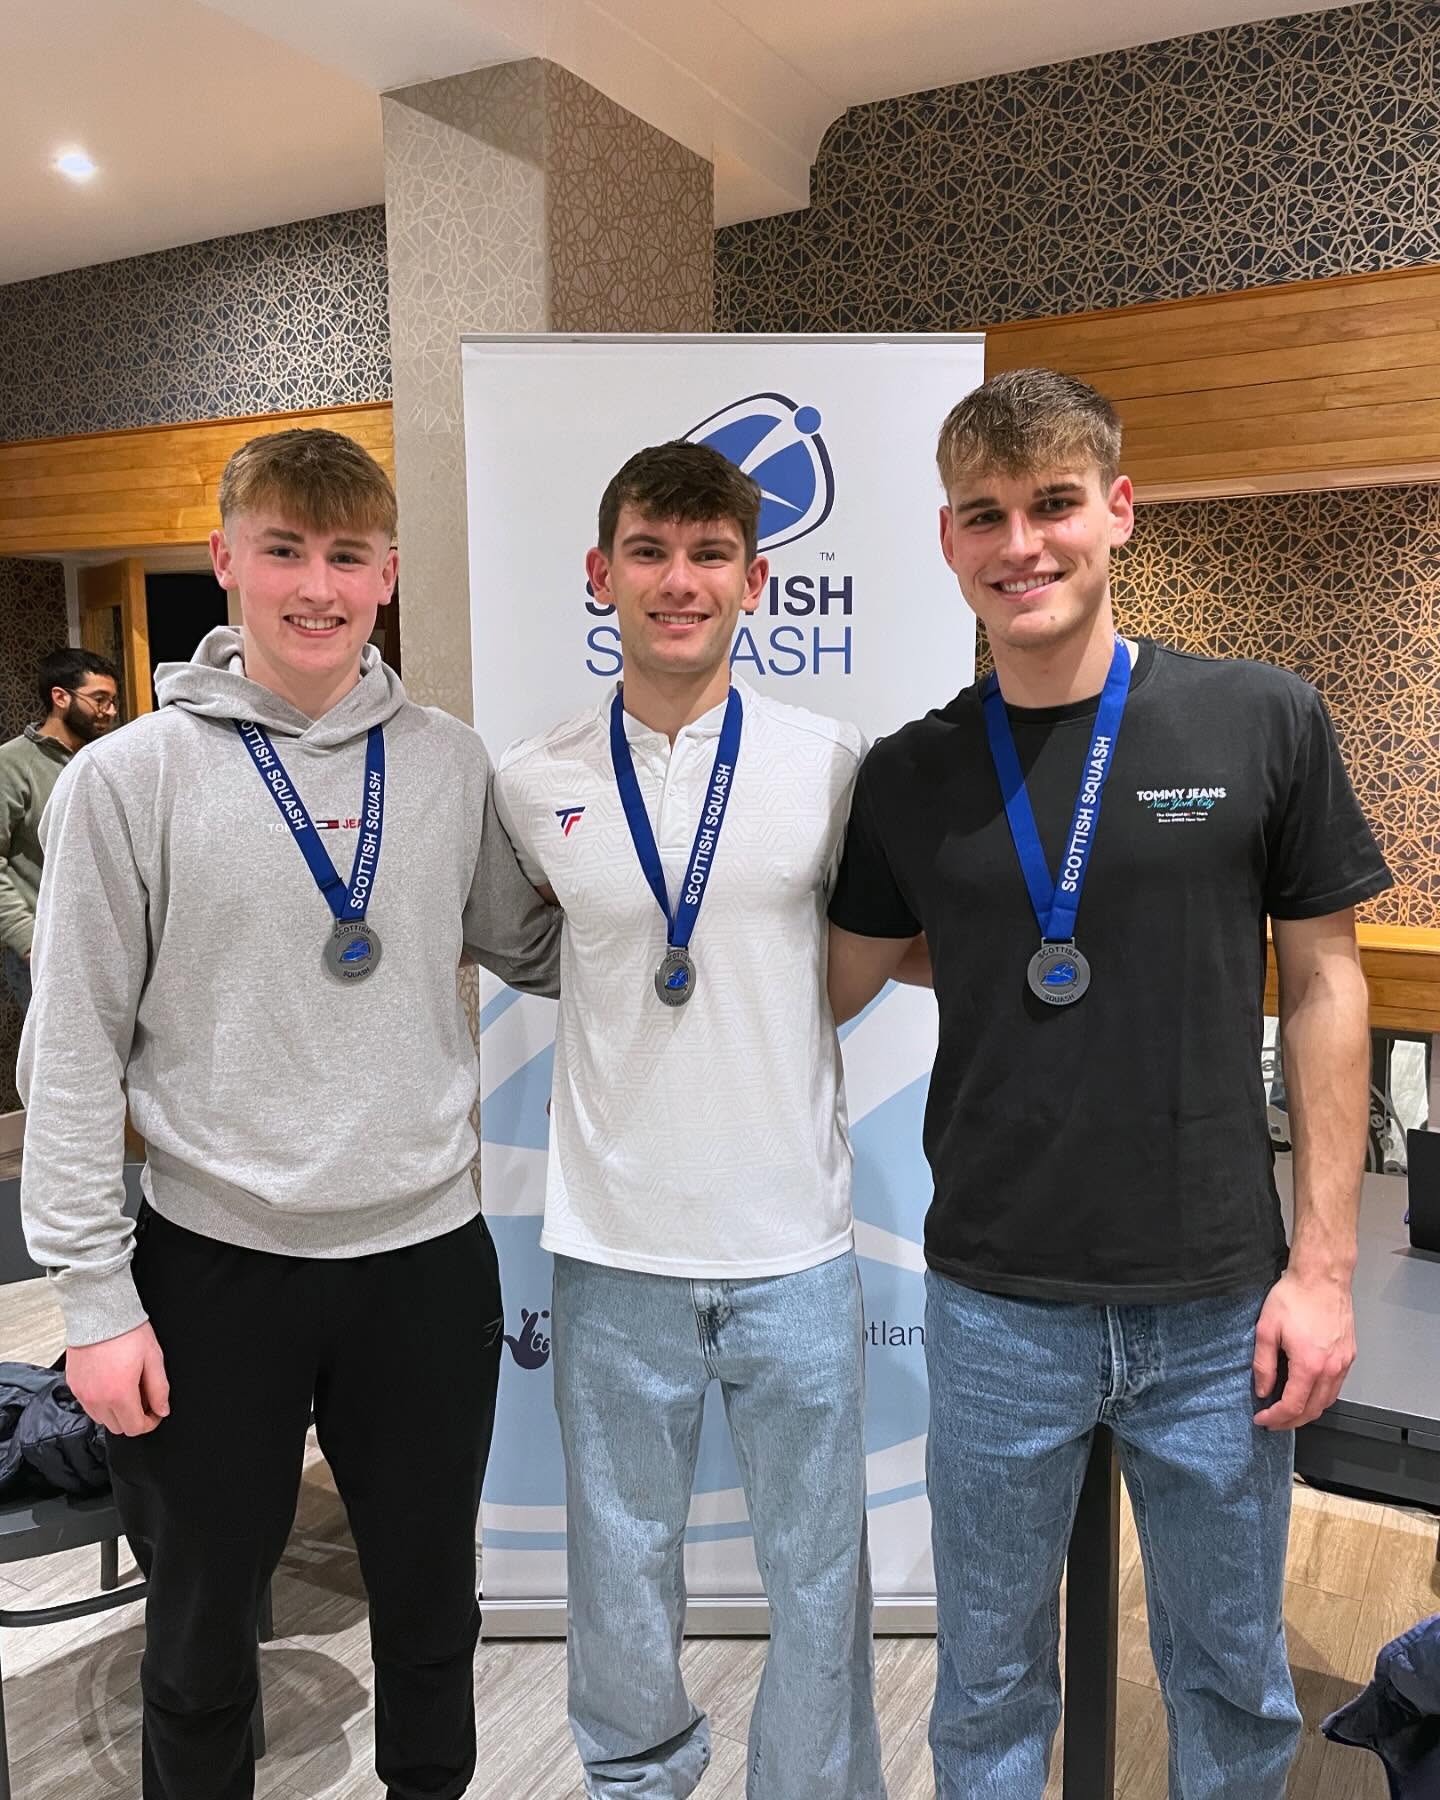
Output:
[119, 558, 151, 720]
[0, 403, 395, 556]
[985, 265, 1440, 501]
[77, 559, 124, 619]
[1265, 927, 1440, 1035]
[79, 558, 152, 717]
[78, 588, 116, 659]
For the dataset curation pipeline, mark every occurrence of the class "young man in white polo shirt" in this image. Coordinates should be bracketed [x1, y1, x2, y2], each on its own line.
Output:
[496, 442, 885, 1800]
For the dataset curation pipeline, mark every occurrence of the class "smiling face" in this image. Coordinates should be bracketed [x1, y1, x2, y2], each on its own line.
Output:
[585, 505, 767, 690]
[939, 463, 1134, 655]
[210, 509, 397, 714]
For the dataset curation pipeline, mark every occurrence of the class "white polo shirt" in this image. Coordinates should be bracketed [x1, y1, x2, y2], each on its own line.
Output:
[496, 683, 863, 1279]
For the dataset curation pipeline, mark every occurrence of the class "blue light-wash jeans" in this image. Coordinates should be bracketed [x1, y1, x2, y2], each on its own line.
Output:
[552, 1251, 886, 1800]
[925, 1272, 1301, 1800]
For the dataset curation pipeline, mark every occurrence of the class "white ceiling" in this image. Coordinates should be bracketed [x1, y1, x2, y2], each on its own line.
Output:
[1, 0, 384, 283]
[3, 0, 1310, 285]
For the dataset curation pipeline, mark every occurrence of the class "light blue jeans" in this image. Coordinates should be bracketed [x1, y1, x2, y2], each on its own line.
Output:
[552, 1251, 886, 1800]
[925, 1273, 1301, 1800]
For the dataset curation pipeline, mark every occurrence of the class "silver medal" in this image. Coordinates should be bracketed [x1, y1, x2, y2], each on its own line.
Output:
[1027, 941, 1090, 1007]
[654, 947, 695, 1007]
[324, 919, 382, 984]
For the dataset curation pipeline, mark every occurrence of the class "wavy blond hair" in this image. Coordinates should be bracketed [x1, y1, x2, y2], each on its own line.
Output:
[937, 368, 1122, 494]
[219, 428, 396, 539]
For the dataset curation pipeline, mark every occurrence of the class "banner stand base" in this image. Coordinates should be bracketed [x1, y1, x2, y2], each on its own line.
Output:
[481, 1595, 937, 1640]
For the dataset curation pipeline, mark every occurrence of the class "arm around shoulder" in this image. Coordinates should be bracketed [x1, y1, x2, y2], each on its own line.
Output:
[827, 923, 928, 1026]
[825, 747, 925, 1024]
[462, 766, 562, 998]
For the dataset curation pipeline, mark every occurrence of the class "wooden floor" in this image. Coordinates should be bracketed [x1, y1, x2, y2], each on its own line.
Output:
[0, 1279, 1435, 1798]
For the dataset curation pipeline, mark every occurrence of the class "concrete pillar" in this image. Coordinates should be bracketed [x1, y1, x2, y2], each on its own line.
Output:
[382, 59, 713, 720]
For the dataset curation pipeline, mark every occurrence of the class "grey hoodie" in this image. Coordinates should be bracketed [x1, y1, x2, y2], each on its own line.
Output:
[19, 628, 559, 1346]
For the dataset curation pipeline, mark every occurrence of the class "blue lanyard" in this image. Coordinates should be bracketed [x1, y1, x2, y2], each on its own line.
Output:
[980, 639, 1131, 943]
[235, 721, 386, 923]
[609, 687, 743, 952]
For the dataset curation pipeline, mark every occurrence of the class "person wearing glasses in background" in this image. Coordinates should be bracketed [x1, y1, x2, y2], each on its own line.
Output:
[0, 648, 120, 1015]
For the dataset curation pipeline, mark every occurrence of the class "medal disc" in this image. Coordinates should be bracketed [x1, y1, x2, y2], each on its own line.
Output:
[1027, 941, 1090, 1007]
[324, 919, 382, 984]
[654, 947, 695, 1007]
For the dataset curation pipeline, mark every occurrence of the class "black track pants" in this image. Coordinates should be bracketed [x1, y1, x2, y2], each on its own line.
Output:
[106, 1205, 504, 1800]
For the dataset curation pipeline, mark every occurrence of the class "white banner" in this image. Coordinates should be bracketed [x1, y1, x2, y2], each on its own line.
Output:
[463, 334, 982, 1621]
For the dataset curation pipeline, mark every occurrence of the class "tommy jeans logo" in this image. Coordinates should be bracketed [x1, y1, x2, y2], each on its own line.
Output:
[555, 806, 586, 836]
[1136, 785, 1229, 824]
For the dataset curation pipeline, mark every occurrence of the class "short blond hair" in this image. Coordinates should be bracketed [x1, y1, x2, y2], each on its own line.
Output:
[218, 428, 397, 539]
[937, 369, 1122, 494]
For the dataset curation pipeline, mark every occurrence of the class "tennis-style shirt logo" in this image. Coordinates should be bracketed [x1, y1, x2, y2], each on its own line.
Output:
[555, 806, 586, 836]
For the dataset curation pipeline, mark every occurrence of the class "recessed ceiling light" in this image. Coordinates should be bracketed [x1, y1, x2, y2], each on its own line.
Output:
[55, 150, 98, 182]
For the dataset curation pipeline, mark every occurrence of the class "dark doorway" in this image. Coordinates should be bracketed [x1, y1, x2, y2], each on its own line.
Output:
[146, 571, 228, 700]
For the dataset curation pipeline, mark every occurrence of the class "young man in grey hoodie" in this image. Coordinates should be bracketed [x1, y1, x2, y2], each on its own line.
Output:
[0, 647, 119, 1013]
[19, 429, 559, 1800]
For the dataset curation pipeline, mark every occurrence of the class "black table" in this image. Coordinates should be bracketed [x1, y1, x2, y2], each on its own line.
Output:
[1060, 1167, 1440, 1799]
[1288, 1169, 1440, 1530]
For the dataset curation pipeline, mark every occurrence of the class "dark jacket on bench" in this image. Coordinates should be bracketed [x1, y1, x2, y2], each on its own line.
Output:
[1323, 1611, 1440, 1799]
[0, 1363, 107, 1498]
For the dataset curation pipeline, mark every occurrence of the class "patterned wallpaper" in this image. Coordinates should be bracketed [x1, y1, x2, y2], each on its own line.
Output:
[0, 208, 390, 443]
[711, 0, 1440, 929]
[0, 557, 68, 1112]
[0, 558, 67, 743]
[968, 489, 1439, 926]
[544, 63, 713, 334]
[715, 0, 1440, 332]
[1114, 487, 1440, 927]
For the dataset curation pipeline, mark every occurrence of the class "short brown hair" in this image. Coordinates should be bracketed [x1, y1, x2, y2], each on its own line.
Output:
[218, 428, 397, 539]
[598, 441, 762, 562]
[937, 369, 1122, 493]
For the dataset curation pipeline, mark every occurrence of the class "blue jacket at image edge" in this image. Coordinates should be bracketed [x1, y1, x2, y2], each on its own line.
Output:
[1322, 1611, 1440, 1798]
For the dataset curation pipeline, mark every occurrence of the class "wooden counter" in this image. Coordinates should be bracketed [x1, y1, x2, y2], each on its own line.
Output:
[1265, 924, 1440, 1034]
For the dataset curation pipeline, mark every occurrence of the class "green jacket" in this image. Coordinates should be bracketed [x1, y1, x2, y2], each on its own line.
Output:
[0, 726, 73, 957]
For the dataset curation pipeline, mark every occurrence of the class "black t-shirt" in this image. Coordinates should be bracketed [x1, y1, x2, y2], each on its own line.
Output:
[830, 640, 1393, 1304]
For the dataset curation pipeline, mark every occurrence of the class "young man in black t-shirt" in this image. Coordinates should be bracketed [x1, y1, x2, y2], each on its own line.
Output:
[827, 368, 1391, 1800]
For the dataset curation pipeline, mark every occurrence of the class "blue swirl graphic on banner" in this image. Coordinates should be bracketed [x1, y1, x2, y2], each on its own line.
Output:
[685, 393, 836, 551]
